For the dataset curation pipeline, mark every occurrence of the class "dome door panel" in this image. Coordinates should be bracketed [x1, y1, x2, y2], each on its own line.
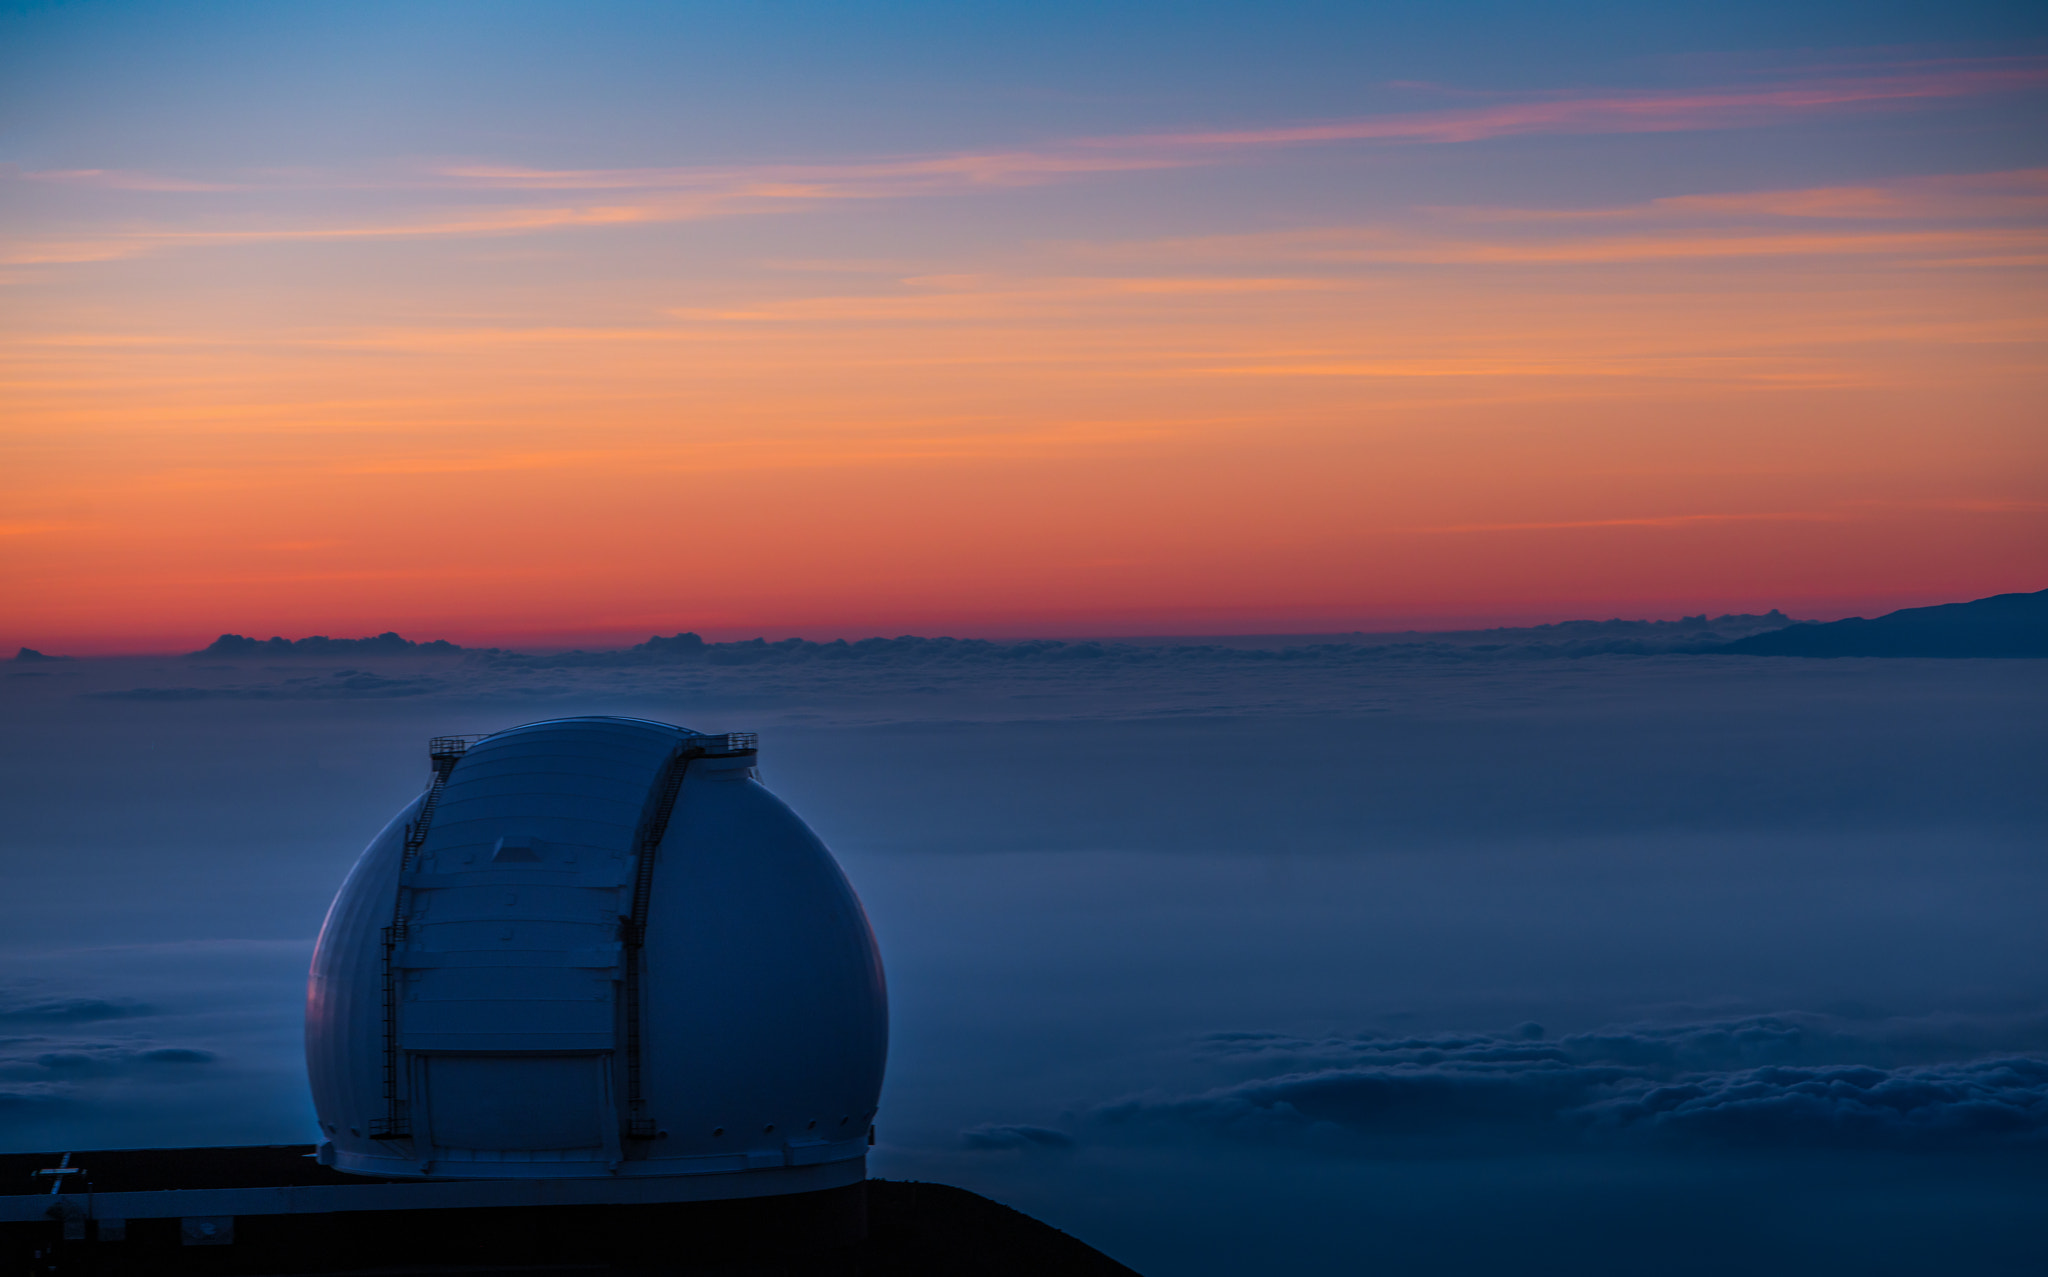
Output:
[423, 1054, 611, 1153]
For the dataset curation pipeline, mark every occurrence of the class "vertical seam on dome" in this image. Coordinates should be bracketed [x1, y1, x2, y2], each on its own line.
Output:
[619, 743, 698, 1139]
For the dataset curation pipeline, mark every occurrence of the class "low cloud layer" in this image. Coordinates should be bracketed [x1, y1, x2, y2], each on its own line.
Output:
[88, 671, 447, 701]
[500, 613, 1798, 670]
[1081, 1017, 2048, 1153]
[0, 1037, 222, 1114]
[0, 996, 150, 1025]
[55, 613, 1830, 711]
[0, 993, 212, 1107]
[2, 622, 2037, 1274]
[0, 961, 312, 1150]
[961, 1124, 1077, 1151]
[1, 1043, 216, 1087]
[70, 615, 1818, 711]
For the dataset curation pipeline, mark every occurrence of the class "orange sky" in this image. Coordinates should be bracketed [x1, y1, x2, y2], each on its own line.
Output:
[4, 49, 2045, 652]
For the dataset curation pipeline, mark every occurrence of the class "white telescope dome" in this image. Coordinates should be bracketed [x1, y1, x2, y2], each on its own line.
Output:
[305, 717, 886, 1191]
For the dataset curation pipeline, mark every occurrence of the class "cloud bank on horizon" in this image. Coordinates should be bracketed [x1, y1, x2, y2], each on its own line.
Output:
[2, 1, 2044, 652]
[2, 619, 2042, 1271]
[13, 582, 2018, 670]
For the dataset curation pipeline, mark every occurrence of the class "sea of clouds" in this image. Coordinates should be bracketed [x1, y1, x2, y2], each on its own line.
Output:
[3, 631, 2043, 1274]
[1075, 1015, 2048, 1152]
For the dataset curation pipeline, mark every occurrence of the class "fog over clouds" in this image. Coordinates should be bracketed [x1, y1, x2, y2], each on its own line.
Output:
[1081, 1015, 2048, 1152]
[0, 942, 315, 1152]
[90, 672, 452, 701]
[2, 634, 2043, 1274]
[0, 997, 152, 1026]
[961, 1124, 1079, 1151]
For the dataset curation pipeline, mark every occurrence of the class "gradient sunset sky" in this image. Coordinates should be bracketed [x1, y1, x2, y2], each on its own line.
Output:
[4, 0, 2044, 651]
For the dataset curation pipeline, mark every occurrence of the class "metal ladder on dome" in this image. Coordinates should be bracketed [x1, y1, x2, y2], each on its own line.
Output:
[370, 734, 477, 1140]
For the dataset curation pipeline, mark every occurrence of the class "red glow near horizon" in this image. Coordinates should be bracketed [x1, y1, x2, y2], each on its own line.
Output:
[3, 59, 2044, 655]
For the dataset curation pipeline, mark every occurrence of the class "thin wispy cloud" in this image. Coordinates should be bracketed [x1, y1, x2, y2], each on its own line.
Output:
[0, 520, 97, 537]
[434, 60, 2048, 193]
[4, 59, 2042, 267]
[6, 166, 237, 192]
[1378, 227, 2048, 265]
[0, 205, 667, 265]
[661, 274, 1344, 324]
[435, 150, 1188, 193]
[1082, 222, 2048, 269]
[1415, 512, 1849, 534]
[1439, 169, 2048, 223]
[1100, 60, 2048, 149]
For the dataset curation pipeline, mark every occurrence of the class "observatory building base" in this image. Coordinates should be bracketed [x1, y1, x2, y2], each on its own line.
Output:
[0, 1145, 1142, 1276]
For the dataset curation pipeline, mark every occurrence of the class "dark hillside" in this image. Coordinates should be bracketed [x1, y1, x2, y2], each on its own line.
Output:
[864, 1180, 1142, 1276]
[1718, 588, 2048, 657]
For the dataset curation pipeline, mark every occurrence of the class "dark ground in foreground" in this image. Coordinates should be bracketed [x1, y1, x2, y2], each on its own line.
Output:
[0, 1146, 1141, 1276]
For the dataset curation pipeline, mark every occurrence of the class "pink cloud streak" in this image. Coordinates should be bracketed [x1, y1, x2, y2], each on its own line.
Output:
[434, 59, 2048, 193]
[1100, 61, 2048, 149]
[5, 59, 2041, 268]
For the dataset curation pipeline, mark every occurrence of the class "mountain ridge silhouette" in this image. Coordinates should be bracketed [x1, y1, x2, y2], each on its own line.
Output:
[1718, 588, 2048, 657]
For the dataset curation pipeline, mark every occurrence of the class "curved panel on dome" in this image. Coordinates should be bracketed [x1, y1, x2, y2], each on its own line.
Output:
[633, 758, 888, 1173]
[304, 716, 886, 1191]
[305, 794, 420, 1161]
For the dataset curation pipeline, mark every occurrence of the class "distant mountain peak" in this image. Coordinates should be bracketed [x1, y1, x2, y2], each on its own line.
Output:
[1718, 588, 2048, 658]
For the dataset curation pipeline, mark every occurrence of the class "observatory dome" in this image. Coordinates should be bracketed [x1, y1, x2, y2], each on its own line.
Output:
[305, 717, 886, 1190]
